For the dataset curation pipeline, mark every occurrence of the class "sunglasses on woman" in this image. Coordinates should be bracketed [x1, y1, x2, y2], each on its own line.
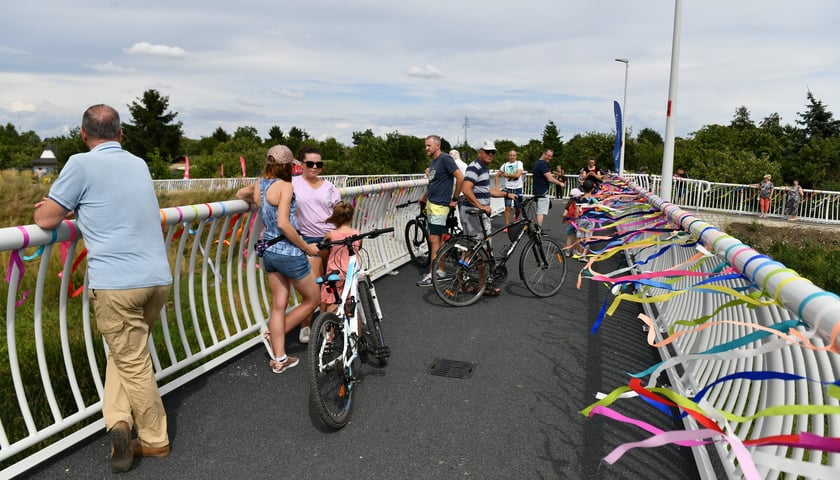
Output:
[305, 161, 324, 168]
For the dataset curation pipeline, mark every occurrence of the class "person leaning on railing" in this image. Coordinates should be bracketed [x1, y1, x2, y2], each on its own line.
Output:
[33, 104, 173, 473]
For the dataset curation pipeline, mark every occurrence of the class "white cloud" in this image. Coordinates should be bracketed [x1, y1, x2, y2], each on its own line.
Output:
[125, 42, 187, 58]
[405, 64, 443, 79]
[11, 100, 36, 112]
[87, 61, 134, 73]
[274, 89, 305, 99]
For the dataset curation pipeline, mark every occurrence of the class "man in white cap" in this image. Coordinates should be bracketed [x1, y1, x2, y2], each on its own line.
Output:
[459, 141, 519, 296]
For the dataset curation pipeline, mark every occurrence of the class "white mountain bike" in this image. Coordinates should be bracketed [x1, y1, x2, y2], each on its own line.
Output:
[308, 227, 393, 429]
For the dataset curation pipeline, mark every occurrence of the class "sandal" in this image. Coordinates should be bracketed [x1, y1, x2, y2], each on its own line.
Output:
[262, 330, 274, 357]
[483, 287, 501, 297]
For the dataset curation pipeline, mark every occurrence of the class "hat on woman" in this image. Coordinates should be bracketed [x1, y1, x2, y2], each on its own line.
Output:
[266, 145, 294, 165]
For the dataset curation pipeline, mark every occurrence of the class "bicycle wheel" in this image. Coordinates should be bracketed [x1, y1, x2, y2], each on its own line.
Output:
[358, 277, 389, 367]
[308, 312, 353, 429]
[404, 219, 431, 267]
[432, 238, 488, 307]
[519, 237, 567, 297]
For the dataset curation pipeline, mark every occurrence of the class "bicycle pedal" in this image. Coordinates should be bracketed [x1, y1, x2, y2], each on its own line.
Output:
[375, 346, 391, 358]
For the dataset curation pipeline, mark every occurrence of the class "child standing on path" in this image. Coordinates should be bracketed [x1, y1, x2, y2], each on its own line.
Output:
[562, 188, 583, 257]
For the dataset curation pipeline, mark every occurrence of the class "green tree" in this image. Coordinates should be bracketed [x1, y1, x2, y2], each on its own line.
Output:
[122, 89, 184, 162]
[233, 126, 262, 145]
[383, 132, 425, 174]
[796, 90, 840, 139]
[340, 131, 389, 174]
[266, 126, 285, 145]
[559, 132, 614, 172]
[541, 120, 563, 159]
[286, 126, 311, 156]
[518, 139, 546, 172]
[319, 137, 343, 162]
[211, 127, 230, 143]
[731, 106, 755, 130]
[43, 128, 86, 167]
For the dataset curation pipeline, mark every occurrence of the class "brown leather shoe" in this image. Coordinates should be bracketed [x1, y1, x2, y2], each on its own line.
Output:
[131, 439, 171, 458]
[109, 421, 133, 472]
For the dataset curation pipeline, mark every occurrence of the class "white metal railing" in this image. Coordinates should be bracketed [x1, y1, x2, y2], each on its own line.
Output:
[3, 171, 840, 478]
[613, 179, 840, 479]
[0, 177, 428, 478]
[153, 174, 429, 193]
[622, 175, 840, 224]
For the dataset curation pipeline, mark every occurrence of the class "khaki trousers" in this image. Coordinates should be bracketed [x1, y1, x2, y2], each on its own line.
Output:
[91, 285, 171, 448]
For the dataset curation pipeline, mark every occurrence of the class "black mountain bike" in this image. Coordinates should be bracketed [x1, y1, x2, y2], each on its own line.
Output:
[431, 196, 567, 306]
[395, 200, 461, 267]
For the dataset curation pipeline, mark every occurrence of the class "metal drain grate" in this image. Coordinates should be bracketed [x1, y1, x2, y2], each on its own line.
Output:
[426, 358, 476, 379]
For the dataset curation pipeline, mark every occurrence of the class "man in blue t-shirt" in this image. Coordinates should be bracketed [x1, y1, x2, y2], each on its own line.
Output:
[417, 135, 464, 287]
[34, 104, 173, 473]
[532, 149, 567, 226]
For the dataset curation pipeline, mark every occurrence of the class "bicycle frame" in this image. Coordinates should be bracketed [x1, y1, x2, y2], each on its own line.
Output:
[466, 197, 540, 268]
[316, 243, 365, 378]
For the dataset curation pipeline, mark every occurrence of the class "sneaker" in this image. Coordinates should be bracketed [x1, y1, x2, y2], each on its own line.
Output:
[564, 250, 571, 257]
[270, 356, 299, 374]
[416, 273, 433, 287]
[299, 326, 310, 344]
[435, 269, 449, 279]
[109, 421, 133, 473]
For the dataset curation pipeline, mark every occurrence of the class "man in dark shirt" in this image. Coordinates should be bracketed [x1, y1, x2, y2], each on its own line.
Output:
[532, 149, 566, 226]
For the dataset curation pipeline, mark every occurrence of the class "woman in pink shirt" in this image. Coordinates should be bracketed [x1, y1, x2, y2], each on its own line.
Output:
[292, 146, 341, 342]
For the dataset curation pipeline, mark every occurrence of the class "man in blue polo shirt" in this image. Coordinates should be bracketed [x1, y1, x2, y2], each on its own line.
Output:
[34, 104, 173, 473]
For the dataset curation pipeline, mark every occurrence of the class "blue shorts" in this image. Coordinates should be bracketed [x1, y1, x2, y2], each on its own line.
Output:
[504, 188, 523, 207]
[261, 251, 311, 280]
[302, 235, 323, 244]
[565, 224, 576, 236]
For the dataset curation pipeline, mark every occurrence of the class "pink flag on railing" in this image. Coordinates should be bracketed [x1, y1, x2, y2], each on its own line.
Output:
[240, 156, 246, 177]
[184, 156, 190, 180]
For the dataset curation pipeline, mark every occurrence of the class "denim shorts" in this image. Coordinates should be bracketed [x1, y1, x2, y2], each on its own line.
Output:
[302, 235, 324, 244]
[261, 251, 311, 280]
[504, 188, 523, 207]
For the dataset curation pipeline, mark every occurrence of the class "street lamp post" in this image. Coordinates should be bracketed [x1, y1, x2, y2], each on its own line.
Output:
[615, 58, 629, 175]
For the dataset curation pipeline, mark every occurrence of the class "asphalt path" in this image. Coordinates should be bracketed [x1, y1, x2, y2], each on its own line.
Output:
[25, 203, 701, 480]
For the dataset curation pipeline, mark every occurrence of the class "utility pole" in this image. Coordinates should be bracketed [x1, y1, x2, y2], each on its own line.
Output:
[463, 114, 470, 162]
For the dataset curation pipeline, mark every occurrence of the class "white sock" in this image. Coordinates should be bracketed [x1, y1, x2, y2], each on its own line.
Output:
[276, 355, 287, 363]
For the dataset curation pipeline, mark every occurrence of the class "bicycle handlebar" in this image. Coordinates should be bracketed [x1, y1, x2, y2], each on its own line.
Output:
[395, 200, 423, 209]
[316, 227, 395, 250]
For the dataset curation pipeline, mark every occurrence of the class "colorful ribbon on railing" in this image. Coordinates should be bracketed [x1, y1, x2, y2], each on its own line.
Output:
[6, 227, 32, 307]
[576, 177, 840, 474]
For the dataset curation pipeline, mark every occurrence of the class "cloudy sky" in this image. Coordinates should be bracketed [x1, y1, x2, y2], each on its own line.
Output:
[2, 1, 839, 148]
